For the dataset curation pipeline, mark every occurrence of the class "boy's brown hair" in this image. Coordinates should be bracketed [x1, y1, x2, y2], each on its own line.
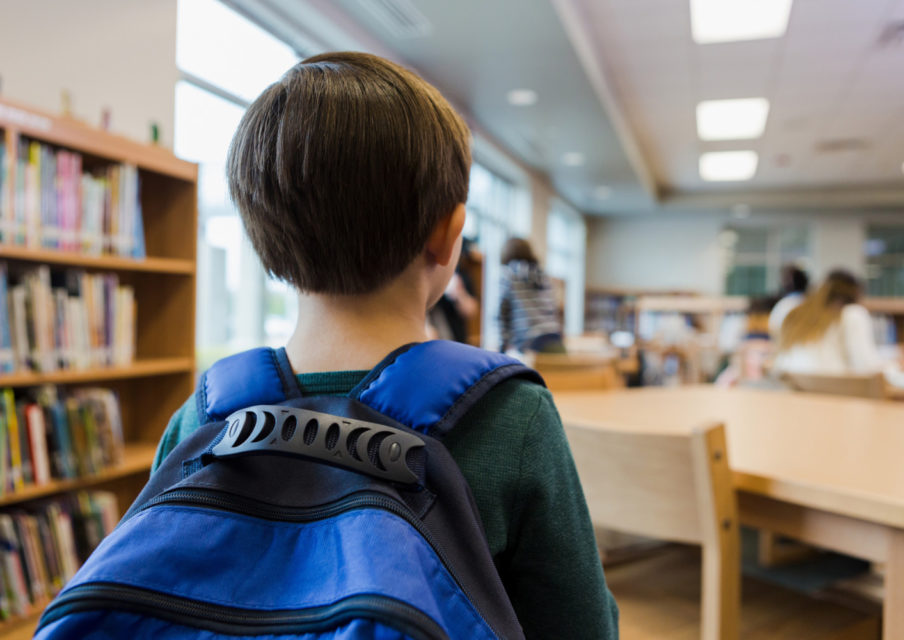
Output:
[226, 52, 471, 295]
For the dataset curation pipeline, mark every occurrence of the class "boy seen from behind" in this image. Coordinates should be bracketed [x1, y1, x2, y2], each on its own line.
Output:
[154, 51, 618, 639]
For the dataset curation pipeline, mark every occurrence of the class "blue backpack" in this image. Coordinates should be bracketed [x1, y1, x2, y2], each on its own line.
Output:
[35, 341, 542, 639]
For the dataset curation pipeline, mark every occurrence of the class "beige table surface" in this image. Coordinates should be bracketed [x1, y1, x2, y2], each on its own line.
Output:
[553, 385, 904, 638]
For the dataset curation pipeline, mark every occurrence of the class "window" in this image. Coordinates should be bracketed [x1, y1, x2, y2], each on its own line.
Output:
[546, 202, 586, 335]
[177, 0, 299, 102]
[463, 163, 530, 349]
[175, 0, 302, 370]
[865, 226, 904, 296]
[723, 225, 810, 296]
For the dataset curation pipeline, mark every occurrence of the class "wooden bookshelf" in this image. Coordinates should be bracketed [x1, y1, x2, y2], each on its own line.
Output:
[0, 357, 193, 387]
[1, 602, 49, 640]
[863, 297, 904, 315]
[0, 245, 194, 274]
[0, 97, 197, 635]
[0, 443, 158, 508]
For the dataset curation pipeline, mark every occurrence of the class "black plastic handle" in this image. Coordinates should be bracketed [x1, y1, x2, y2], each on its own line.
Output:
[211, 405, 426, 485]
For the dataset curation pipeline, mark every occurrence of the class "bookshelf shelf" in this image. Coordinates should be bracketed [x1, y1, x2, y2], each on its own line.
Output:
[2, 600, 49, 640]
[0, 443, 157, 509]
[0, 245, 194, 274]
[0, 357, 194, 387]
[863, 297, 904, 315]
[0, 97, 196, 183]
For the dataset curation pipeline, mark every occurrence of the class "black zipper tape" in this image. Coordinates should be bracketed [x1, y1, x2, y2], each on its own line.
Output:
[40, 582, 448, 640]
[39, 489, 497, 638]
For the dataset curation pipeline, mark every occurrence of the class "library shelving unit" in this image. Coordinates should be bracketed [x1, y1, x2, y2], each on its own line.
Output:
[0, 97, 196, 637]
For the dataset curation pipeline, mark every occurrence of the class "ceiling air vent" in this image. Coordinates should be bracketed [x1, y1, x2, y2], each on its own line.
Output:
[814, 138, 871, 154]
[357, 0, 433, 38]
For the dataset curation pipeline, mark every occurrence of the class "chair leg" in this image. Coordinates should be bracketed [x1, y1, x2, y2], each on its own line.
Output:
[701, 540, 740, 640]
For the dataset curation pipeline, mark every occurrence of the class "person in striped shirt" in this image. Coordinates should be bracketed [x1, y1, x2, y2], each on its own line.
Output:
[498, 237, 566, 354]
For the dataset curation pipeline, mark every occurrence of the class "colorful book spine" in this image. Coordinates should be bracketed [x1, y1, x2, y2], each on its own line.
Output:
[0, 263, 136, 374]
[0, 264, 13, 373]
[0, 492, 118, 616]
[1, 390, 23, 493]
[0, 138, 143, 257]
[0, 387, 124, 494]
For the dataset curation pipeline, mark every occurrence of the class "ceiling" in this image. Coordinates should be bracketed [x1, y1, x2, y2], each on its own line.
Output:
[576, 0, 904, 192]
[229, 0, 904, 215]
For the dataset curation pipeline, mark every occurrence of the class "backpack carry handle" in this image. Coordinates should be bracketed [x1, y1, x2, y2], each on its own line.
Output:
[209, 405, 427, 485]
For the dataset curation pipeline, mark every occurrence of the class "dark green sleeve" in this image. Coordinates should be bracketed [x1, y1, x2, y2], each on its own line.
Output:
[505, 388, 618, 639]
[152, 394, 200, 472]
[446, 381, 618, 639]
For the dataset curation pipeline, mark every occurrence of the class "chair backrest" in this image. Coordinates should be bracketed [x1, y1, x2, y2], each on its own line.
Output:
[781, 371, 887, 399]
[565, 420, 740, 640]
[564, 421, 735, 546]
[530, 353, 622, 392]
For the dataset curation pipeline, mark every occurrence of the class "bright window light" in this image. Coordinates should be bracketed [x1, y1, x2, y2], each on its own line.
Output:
[697, 98, 770, 140]
[177, 0, 300, 102]
[690, 0, 793, 44]
[699, 151, 758, 181]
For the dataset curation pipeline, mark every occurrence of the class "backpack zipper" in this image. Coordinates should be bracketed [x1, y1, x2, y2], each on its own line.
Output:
[39, 582, 448, 640]
[137, 488, 497, 632]
[42, 489, 498, 638]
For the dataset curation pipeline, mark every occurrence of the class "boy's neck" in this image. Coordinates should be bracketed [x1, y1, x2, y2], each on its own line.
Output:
[285, 273, 433, 375]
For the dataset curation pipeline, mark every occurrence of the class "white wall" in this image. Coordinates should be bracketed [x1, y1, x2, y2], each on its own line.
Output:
[587, 214, 727, 293]
[0, 0, 178, 148]
[587, 210, 901, 293]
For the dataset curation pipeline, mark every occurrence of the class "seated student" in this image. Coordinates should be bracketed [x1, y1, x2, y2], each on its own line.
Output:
[498, 237, 566, 354]
[153, 52, 617, 638]
[773, 269, 882, 375]
[768, 264, 809, 339]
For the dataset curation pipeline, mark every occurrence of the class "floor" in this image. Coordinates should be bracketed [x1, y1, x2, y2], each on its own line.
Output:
[604, 545, 880, 640]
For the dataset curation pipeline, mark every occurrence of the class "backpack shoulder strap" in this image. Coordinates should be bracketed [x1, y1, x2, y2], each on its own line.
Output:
[197, 346, 301, 424]
[350, 340, 544, 437]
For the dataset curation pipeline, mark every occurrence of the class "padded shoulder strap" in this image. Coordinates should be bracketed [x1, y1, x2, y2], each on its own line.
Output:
[350, 340, 544, 437]
[197, 347, 300, 424]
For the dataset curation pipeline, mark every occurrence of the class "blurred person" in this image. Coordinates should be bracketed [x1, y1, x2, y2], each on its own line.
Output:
[768, 264, 810, 338]
[498, 237, 565, 354]
[773, 269, 882, 375]
[428, 238, 479, 343]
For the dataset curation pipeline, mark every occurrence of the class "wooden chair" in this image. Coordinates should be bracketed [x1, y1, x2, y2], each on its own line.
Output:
[565, 421, 739, 640]
[529, 352, 622, 392]
[781, 371, 888, 399]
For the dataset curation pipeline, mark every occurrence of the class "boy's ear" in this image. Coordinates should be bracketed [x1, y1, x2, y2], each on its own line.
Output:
[426, 203, 466, 267]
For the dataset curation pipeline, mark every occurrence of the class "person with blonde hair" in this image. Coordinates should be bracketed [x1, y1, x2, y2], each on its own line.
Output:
[773, 269, 882, 375]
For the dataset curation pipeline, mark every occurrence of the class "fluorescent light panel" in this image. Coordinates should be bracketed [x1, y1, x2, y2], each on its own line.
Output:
[507, 89, 538, 106]
[562, 152, 585, 167]
[697, 98, 770, 140]
[691, 0, 793, 44]
[699, 151, 758, 181]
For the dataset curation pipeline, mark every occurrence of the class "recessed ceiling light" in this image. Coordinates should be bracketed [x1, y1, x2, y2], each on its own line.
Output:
[506, 89, 538, 106]
[593, 185, 612, 199]
[562, 152, 585, 167]
[700, 151, 758, 181]
[697, 98, 770, 140]
[691, 0, 793, 44]
[731, 203, 751, 219]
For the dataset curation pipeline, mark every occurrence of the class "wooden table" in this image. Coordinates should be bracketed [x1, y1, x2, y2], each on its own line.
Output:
[553, 385, 904, 639]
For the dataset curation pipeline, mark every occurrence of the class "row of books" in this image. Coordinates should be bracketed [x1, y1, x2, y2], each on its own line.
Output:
[0, 263, 136, 373]
[0, 138, 145, 257]
[0, 386, 124, 496]
[0, 491, 117, 619]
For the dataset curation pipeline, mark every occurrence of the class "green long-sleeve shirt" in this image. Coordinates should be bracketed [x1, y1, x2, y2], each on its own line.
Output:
[153, 370, 618, 639]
